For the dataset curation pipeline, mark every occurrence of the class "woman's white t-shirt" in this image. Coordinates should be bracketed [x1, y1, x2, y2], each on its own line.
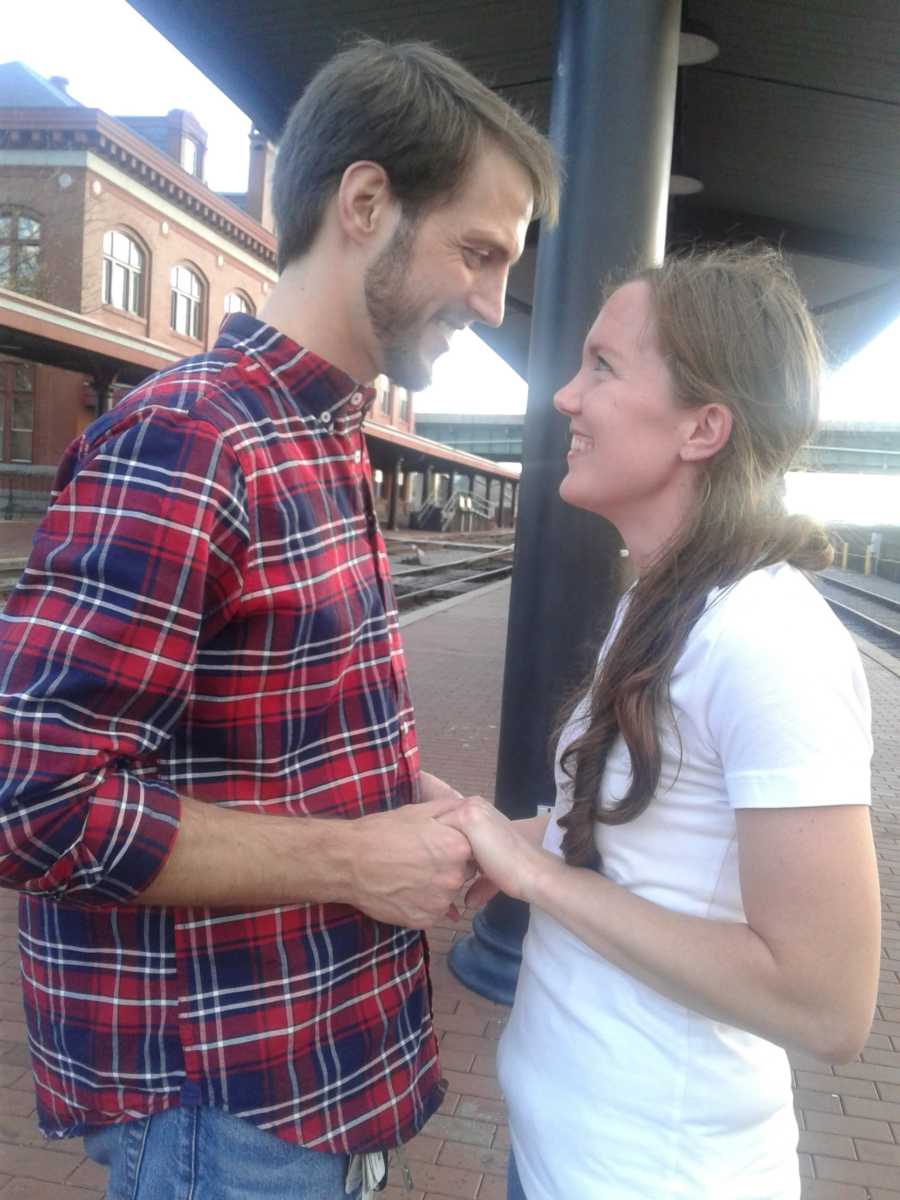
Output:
[498, 564, 872, 1200]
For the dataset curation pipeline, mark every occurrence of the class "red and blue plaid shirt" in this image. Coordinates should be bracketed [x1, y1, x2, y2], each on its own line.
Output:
[0, 314, 443, 1151]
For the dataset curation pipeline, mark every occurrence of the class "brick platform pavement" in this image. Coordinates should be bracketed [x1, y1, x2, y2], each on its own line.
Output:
[1, 579, 900, 1197]
[0, 522, 41, 563]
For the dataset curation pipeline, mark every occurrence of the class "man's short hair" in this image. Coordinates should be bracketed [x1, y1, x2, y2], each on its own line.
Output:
[272, 38, 560, 271]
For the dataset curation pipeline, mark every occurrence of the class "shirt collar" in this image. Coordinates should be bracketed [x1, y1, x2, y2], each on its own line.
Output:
[216, 313, 376, 422]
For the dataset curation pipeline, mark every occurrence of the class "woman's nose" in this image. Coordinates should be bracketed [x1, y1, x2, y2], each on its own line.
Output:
[553, 376, 580, 414]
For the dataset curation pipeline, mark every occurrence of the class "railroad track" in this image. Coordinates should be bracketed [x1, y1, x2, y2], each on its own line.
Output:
[820, 572, 900, 614]
[0, 546, 515, 614]
[393, 543, 514, 610]
[818, 574, 900, 658]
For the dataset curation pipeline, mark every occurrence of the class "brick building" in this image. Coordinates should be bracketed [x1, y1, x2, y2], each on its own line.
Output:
[0, 62, 518, 527]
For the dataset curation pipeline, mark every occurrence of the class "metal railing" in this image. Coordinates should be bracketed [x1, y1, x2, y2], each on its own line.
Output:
[441, 490, 497, 532]
[411, 490, 501, 532]
[0, 464, 56, 520]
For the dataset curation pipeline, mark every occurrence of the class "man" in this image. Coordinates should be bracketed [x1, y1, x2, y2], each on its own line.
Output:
[0, 38, 558, 1199]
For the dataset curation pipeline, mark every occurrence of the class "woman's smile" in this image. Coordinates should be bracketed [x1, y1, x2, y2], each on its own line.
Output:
[568, 432, 595, 458]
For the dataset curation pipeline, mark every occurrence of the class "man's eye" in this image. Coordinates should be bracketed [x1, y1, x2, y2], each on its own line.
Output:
[463, 247, 488, 268]
[593, 355, 612, 373]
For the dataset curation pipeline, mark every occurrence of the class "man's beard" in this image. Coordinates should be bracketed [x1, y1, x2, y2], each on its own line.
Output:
[363, 217, 435, 392]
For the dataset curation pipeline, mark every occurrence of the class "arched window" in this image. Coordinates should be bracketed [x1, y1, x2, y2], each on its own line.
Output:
[102, 230, 145, 316]
[170, 264, 205, 339]
[0, 210, 41, 296]
[224, 290, 254, 316]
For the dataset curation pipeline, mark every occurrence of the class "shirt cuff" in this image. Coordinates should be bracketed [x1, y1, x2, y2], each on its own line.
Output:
[26, 770, 182, 906]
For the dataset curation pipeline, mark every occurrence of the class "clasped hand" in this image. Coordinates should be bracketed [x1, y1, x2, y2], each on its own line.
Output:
[347, 775, 545, 930]
[437, 795, 544, 909]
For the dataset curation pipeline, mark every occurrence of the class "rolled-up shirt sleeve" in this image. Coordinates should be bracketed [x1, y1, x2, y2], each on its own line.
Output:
[0, 405, 247, 904]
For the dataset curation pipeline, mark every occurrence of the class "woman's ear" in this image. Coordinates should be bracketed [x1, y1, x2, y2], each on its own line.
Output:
[680, 403, 733, 463]
[335, 161, 394, 246]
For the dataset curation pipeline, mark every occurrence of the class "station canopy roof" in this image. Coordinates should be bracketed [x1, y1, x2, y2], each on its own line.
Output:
[129, 0, 900, 378]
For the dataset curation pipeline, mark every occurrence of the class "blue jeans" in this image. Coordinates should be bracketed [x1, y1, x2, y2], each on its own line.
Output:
[83, 1105, 361, 1200]
[507, 1150, 527, 1200]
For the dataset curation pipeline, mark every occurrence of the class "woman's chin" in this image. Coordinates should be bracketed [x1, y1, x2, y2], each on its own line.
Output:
[559, 474, 603, 516]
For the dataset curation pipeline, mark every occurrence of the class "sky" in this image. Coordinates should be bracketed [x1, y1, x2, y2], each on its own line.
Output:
[5, 0, 253, 193]
[4, 0, 899, 428]
[414, 330, 528, 414]
[819, 314, 900, 426]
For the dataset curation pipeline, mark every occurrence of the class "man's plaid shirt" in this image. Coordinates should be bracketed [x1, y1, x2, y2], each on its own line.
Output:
[0, 314, 444, 1152]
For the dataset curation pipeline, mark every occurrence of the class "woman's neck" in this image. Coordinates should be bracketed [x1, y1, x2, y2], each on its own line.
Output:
[615, 490, 697, 576]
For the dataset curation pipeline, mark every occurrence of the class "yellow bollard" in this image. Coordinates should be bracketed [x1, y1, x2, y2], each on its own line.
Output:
[841, 542, 849, 570]
[864, 547, 872, 576]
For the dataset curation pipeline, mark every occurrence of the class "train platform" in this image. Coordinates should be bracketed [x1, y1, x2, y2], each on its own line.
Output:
[825, 565, 900, 607]
[0, 579, 899, 1197]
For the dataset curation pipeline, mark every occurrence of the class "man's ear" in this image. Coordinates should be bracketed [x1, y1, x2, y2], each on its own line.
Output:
[680, 403, 733, 462]
[335, 161, 395, 246]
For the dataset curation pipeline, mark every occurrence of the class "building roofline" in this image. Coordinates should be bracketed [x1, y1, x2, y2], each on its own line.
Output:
[118, 108, 209, 146]
[0, 106, 276, 268]
[0, 61, 80, 108]
[0, 286, 180, 380]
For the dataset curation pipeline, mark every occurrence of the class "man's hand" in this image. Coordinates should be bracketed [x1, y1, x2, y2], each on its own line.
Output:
[342, 795, 476, 929]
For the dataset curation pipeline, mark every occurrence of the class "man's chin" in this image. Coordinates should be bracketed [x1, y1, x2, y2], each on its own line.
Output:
[385, 351, 435, 393]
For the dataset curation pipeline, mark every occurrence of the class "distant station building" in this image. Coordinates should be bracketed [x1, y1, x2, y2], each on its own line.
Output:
[415, 413, 526, 463]
[0, 62, 517, 529]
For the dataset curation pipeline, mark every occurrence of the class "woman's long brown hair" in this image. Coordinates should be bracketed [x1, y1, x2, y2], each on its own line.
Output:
[558, 246, 833, 869]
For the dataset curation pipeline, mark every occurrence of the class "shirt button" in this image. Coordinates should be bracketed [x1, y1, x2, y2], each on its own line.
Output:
[353, 449, 362, 463]
[321, 411, 333, 427]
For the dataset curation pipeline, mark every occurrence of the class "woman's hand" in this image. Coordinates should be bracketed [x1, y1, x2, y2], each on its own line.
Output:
[439, 798, 556, 906]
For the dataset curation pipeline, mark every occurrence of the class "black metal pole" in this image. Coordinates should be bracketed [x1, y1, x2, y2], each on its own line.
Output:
[450, 0, 682, 1003]
[91, 363, 118, 416]
[388, 456, 403, 530]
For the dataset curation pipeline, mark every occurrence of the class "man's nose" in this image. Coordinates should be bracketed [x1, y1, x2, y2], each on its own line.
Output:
[469, 270, 507, 329]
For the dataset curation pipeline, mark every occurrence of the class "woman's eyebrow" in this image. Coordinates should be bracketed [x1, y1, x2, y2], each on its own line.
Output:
[587, 339, 621, 365]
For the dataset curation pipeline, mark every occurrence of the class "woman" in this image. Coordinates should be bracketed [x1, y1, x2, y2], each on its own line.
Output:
[443, 247, 880, 1199]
